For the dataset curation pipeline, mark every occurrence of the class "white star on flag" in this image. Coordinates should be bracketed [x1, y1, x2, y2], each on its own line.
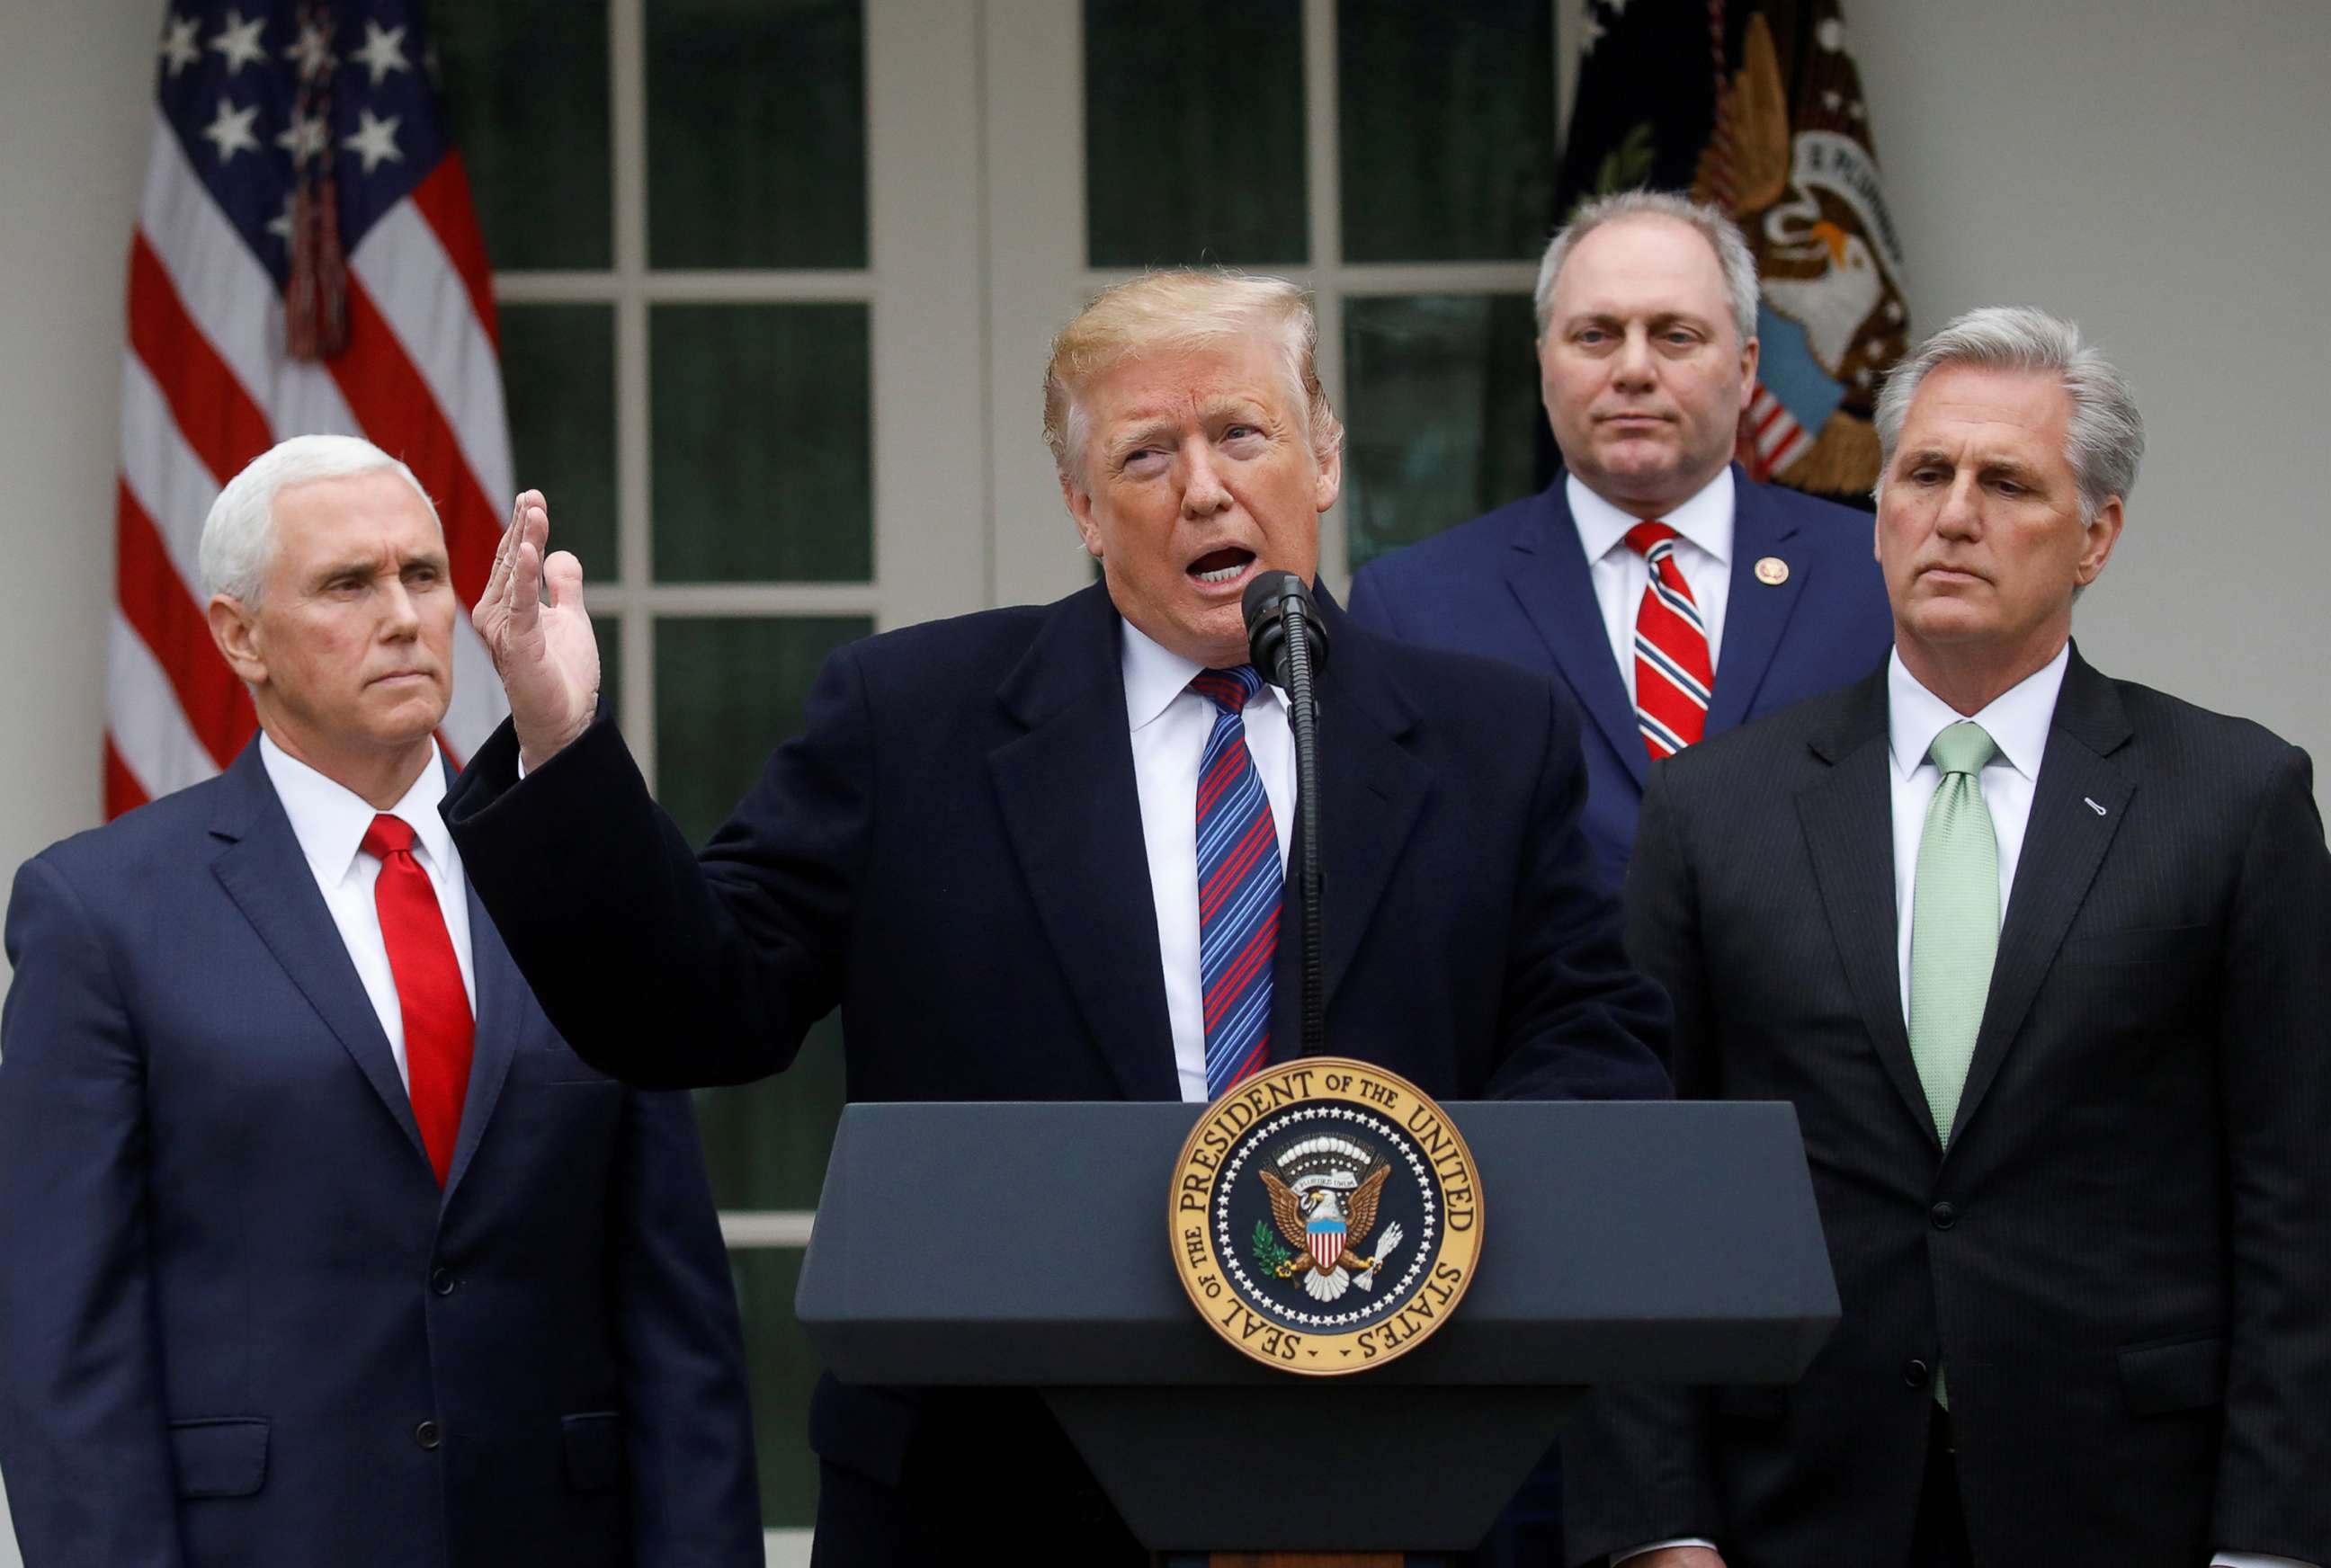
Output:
[352, 22, 412, 87]
[275, 111, 328, 165]
[158, 15, 201, 77]
[265, 195, 296, 242]
[208, 9, 267, 76]
[282, 19, 337, 80]
[201, 97, 262, 165]
[344, 108, 405, 174]
[1579, 13, 1606, 54]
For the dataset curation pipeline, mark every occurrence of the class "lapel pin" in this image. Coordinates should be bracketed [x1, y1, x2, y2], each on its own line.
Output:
[2083, 797, 2107, 816]
[1754, 556, 1790, 585]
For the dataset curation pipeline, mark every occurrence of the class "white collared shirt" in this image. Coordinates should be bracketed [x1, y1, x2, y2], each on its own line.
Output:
[1121, 619, 1297, 1103]
[259, 735, 476, 1085]
[1569, 467, 1737, 702]
[1886, 644, 2068, 1021]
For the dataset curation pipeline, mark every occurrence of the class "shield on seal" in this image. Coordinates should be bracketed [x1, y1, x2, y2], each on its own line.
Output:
[1306, 1216, 1344, 1271]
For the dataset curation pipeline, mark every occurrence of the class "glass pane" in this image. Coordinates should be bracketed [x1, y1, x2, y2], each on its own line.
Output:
[650, 305, 872, 584]
[499, 304, 616, 578]
[1343, 293, 1541, 571]
[1085, 0, 1307, 267]
[1337, 0, 1557, 262]
[694, 1019, 845, 1212]
[731, 1246, 819, 1529]
[431, 0, 611, 270]
[652, 615, 873, 847]
[595, 617, 623, 734]
[647, 0, 867, 270]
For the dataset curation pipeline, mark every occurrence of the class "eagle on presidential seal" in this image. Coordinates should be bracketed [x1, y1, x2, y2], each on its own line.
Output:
[1256, 1136, 1407, 1303]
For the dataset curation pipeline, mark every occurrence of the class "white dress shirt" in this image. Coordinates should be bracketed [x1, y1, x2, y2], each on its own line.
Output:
[1887, 643, 2066, 1020]
[1621, 643, 2309, 1568]
[260, 735, 476, 1087]
[1121, 619, 1296, 1103]
[1569, 468, 1736, 703]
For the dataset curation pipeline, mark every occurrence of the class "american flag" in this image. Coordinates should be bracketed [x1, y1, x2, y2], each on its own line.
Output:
[111, 0, 510, 817]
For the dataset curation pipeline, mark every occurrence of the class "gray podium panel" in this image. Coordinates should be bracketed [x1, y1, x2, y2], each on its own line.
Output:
[796, 1099, 1835, 1387]
[794, 1098, 1836, 1553]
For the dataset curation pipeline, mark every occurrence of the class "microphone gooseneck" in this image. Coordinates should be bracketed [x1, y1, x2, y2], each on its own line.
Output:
[1241, 573, 1326, 1061]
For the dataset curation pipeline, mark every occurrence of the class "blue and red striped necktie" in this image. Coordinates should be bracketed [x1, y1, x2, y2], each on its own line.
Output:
[1190, 666, 1281, 1099]
[1625, 520, 1714, 761]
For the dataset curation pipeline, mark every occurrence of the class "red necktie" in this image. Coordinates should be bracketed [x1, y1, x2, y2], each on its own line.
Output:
[1624, 521, 1714, 760]
[362, 815, 473, 1186]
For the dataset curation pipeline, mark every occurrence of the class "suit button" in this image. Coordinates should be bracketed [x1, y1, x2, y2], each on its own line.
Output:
[415, 1420, 442, 1451]
[430, 1268, 457, 1296]
[1930, 1201, 1957, 1231]
[1903, 1359, 1931, 1390]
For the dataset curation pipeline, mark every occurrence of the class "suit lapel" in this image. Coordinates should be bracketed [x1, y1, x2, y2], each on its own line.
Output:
[1293, 598, 1431, 1028]
[1949, 650, 2133, 1148]
[1705, 471, 1810, 735]
[209, 743, 431, 1167]
[1796, 673, 1938, 1145]
[440, 870, 525, 1205]
[988, 585, 1181, 1101]
[1504, 484, 1648, 789]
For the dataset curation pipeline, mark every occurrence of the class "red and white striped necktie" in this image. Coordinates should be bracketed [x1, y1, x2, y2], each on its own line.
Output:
[1625, 521, 1714, 761]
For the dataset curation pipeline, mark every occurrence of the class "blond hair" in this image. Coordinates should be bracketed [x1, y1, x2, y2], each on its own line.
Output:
[1041, 270, 1344, 485]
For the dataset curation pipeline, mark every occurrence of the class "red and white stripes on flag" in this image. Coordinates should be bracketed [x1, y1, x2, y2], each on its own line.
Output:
[1740, 381, 1809, 483]
[111, 3, 509, 818]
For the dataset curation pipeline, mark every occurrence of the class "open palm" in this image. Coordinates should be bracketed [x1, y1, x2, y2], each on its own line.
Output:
[473, 488, 602, 770]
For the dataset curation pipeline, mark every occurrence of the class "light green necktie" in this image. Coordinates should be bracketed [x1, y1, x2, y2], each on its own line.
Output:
[1907, 720, 2000, 1149]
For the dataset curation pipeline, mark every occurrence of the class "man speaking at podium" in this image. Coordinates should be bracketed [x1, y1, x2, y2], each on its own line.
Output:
[444, 271, 1671, 1564]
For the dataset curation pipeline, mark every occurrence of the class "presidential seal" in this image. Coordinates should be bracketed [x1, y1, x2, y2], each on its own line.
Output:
[1169, 1057, 1483, 1376]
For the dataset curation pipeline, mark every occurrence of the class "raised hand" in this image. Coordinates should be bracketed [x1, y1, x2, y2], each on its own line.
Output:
[473, 489, 602, 771]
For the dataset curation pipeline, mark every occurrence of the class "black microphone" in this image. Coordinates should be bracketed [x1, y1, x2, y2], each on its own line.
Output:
[1240, 571, 1326, 1060]
[1241, 572, 1329, 690]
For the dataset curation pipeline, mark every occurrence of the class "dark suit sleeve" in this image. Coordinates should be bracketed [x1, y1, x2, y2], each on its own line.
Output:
[0, 858, 186, 1568]
[2210, 746, 2331, 1559]
[446, 645, 875, 1089]
[1561, 768, 1722, 1564]
[1482, 677, 1673, 1102]
[606, 1089, 764, 1566]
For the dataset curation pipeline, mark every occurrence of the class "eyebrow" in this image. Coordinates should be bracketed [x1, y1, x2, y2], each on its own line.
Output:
[306, 549, 449, 585]
[1103, 422, 1176, 462]
[1898, 448, 2050, 485]
[1564, 308, 1716, 330]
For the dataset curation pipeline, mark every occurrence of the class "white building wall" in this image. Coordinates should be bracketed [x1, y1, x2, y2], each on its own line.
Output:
[1853, 0, 2331, 785]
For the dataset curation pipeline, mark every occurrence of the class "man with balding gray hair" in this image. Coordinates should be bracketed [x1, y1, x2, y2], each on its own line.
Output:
[1351, 191, 1892, 891]
[1564, 307, 2331, 1568]
[0, 434, 759, 1568]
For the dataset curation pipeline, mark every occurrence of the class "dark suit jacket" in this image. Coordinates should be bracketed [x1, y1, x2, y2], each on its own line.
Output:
[0, 744, 759, 1568]
[1564, 650, 2331, 1568]
[442, 582, 1672, 1562]
[1347, 468, 1894, 888]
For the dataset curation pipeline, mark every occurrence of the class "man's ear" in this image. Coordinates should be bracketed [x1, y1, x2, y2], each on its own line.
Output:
[207, 594, 267, 687]
[2075, 496, 2124, 586]
[1311, 436, 1344, 516]
[1060, 470, 1104, 559]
